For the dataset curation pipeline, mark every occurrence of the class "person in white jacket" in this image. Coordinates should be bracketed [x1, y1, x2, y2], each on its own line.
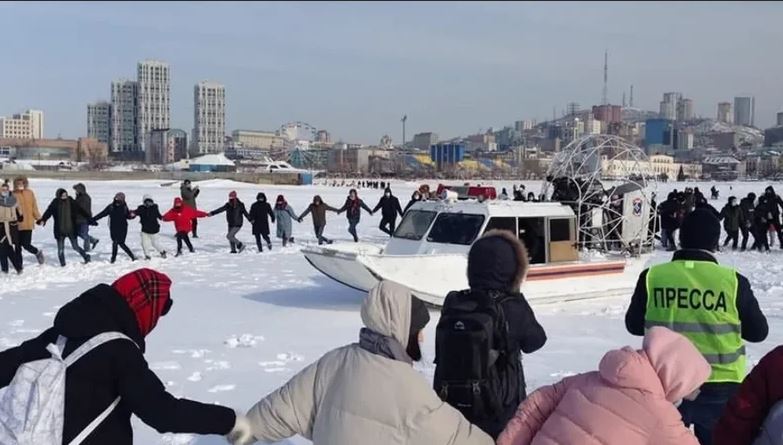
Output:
[229, 280, 493, 445]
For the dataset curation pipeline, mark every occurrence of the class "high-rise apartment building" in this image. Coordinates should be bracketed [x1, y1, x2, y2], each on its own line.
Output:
[734, 96, 754, 127]
[0, 109, 44, 139]
[87, 101, 112, 146]
[136, 60, 170, 153]
[676, 98, 694, 121]
[717, 102, 732, 124]
[659, 92, 681, 120]
[111, 79, 138, 152]
[147, 128, 188, 164]
[192, 81, 225, 154]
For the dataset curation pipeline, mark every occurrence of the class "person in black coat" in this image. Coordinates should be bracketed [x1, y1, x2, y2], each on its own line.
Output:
[131, 194, 166, 260]
[658, 192, 682, 251]
[404, 190, 423, 213]
[0, 268, 247, 445]
[754, 196, 772, 252]
[719, 196, 745, 250]
[372, 187, 404, 236]
[73, 183, 100, 252]
[739, 193, 756, 251]
[763, 186, 783, 248]
[337, 189, 373, 242]
[210, 191, 251, 253]
[248, 192, 275, 252]
[434, 230, 547, 439]
[38, 188, 91, 267]
[92, 192, 136, 263]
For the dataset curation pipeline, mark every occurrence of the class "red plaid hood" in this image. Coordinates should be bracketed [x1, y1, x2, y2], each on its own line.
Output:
[112, 268, 173, 337]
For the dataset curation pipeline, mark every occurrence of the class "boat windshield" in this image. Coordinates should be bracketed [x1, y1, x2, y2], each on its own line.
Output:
[426, 213, 485, 245]
[393, 210, 437, 240]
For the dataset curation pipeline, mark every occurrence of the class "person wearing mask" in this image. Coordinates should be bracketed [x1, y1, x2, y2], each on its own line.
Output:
[248, 193, 275, 252]
[210, 191, 251, 254]
[92, 192, 136, 263]
[273, 195, 298, 247]
[404, 190, 423, 213]
[714, 345, 783, 445]
[0, 182, 23, 274]
[739, 193, 757, 251]
[0, 268, 250, 445]
[299, 195, 338, 245]
[372, 187, 404, 237]
[38, 189, 92, 267]
[434, 231, 547, 439]
[180, 179, 201, 238]
[658, 192, 682, 251]
[719, 196, 745, 251]
[763, 186, 783, 248]
[131, 194, 166, 260]
[624, 209, 769, 445]
[11, 176, 44, 266]
[497, 327, 710, 445]
[338, 189, 373, 242]
[73, 183, 100, 252]
[232, 280, 492, 445]
[162, 198, 209, 257]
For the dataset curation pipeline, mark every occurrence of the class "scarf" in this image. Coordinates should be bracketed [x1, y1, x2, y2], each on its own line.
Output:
[358, 327, 412, 365]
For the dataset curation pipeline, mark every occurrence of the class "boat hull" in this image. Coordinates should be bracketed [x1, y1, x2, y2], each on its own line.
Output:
[302, 243, 645, 306]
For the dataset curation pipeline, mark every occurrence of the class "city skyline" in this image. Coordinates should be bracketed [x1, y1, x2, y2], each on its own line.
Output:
[1, 1, 782, 144]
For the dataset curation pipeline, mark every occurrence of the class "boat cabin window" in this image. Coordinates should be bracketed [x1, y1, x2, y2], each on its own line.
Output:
[393, 210, 437, 241]
[427, 213, 485, 245]
[484, 217, 516, 234]
[518, 217, 546, 264]
[549, 218, 573, 242]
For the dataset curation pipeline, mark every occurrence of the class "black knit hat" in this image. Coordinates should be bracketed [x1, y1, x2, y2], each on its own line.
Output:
[406, 296, 430, 361]
[679, 209, 721, 251]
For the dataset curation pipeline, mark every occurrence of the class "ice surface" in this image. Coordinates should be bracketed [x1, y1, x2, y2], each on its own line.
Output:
[0, 178, 781, 444]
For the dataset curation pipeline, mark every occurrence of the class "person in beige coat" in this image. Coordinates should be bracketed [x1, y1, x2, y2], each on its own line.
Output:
[12, 176, 44, 266]
[231, 280, 493, 445]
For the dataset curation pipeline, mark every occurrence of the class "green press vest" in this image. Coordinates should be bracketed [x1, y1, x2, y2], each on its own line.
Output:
[645, 260, 745, 383]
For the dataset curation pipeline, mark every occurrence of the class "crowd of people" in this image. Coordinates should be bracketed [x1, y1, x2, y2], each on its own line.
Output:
[657, 184, 783, 253]
[1, 205, 782, 445]
[0, 177, 421, 273]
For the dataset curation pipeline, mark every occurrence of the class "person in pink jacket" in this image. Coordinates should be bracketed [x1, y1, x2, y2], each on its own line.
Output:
[497, 327, 711, 445]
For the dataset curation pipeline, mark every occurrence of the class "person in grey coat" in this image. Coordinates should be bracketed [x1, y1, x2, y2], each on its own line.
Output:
[180, 180, 201, 238]
[73, 183, 99, 252]
[232, 280, 493, 445]
[273, 194, 298, 247]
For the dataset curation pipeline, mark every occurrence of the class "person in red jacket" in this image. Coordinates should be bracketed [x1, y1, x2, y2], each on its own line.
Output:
[162, 198, 209, 256]
[714, 346, 783, 445]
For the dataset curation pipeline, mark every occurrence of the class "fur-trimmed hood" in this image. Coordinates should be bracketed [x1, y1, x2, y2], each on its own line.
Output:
[12, 176, 29, 191]
[467, 229, 529, 292]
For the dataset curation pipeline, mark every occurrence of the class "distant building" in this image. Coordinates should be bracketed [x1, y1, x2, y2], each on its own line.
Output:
[0, 137, 107, 163]
[717, 102, 732, 124]
[188, 153, 236, 173]
[147, 128, 187, 164]
[702, 155, 743, 180]
[734, 96, 754, 126]
[709, 131, 740, 151]
[231, 130, 286, 150]
[136, 60, 170, 153]
[316, 129, 331, 143]
[592, 105, 622, 124]
[644, 118, 672, 147]
[514, 120, 534, 131]
[676, 98, 694, 121]
[0, 109, 44, 139]
[192, 81, 226, 155]
[777, 111, 783, 127]
[87, 102, 111, 146]
[659, 92, 681, 120]
[111, 79, 138, 152]
[430, 143, 465, 170]
[765, 126, 783, 147]
[412, 132, 438, 151]
[675, 129, 694, 150]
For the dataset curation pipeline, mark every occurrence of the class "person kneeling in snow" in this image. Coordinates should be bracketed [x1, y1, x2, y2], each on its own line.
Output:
[162, 197, 209, 256]
[229, 280, 493, 445]
[0, 268, 250, 445]
[497, 327, 711, 445]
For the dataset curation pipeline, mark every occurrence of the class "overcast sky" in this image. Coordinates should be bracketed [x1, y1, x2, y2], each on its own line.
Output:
[1, 1, 781, 144]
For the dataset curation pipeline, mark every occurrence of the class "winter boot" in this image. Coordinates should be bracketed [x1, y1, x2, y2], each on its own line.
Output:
[83, 254, 91, 264]
[230, 241, 237, 254]
[175, 250, 182, 257]
[160, 251, 167, 259]
[90, 238, 100, 250]
[237, 242, 246, 253]
[267, 242, 272, 250]
[145, 255, 152, 260]
[35, 250, 45, 265]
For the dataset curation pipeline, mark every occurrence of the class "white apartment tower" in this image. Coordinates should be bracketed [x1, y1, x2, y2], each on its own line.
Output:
[136, 60, 170, 153]
[0, 109, 44, 139]
[192, 81, 226, 154]
[111, 79, 138, 152]
[87, 101, 112, 145]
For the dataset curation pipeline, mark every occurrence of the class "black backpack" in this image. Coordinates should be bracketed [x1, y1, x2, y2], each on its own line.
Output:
[433, 290, 513, 421]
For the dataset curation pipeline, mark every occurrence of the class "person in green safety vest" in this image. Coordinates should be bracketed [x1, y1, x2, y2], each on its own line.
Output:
[624, 208, 768, 445]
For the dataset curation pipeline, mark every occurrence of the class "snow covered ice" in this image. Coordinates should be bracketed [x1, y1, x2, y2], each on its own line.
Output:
[1, 178, 782, 444]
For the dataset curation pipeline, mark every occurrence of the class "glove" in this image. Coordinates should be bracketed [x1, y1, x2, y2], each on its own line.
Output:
[36, 219, 45, 226]
[226, 412, 255, 445]
[89, 219, 99, 226]
[298, 217, 303, 223]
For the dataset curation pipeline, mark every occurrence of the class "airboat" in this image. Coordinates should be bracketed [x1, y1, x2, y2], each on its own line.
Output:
[302, 135, 658, 306]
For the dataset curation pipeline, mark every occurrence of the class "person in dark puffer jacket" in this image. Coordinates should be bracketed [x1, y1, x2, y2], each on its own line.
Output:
[435, 230, 548, 439]
[210, 191, 251, 253]
[73, 183, 100, 252]
[719, 196, 745, 251]
[0, 268, 249, 445]
[92, 192, 136, 263]
[248, 192, 275, 252]
[132, 194, 166, 260]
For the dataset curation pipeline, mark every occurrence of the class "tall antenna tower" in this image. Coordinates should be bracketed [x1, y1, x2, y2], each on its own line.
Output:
[602, 50, 608, 105]
[630, 84, 634, 108]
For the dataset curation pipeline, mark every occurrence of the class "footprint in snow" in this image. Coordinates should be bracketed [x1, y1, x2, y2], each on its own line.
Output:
[8, 320, 24, 327]
[207, 384, 235, 393]
[277, 352, 304, 363]
[187, 372, 202, 382]
[224, 334, 264, 348]
[204, 360, 231, 371]
[150, 361, 182, 371]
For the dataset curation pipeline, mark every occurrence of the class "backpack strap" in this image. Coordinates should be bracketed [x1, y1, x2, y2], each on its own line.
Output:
[67, 397, 121, 445]
[63, 332, 136, 367]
